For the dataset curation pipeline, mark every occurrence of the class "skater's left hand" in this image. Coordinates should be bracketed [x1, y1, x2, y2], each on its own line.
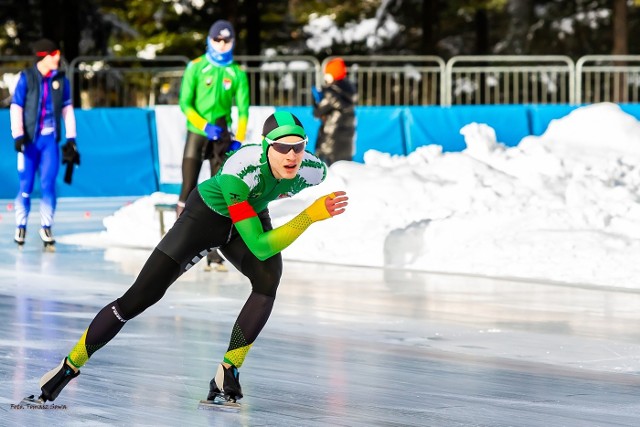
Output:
[62, 138, 80, 165]
[325, 191, 348, 217]
[227, 140, 242, 153]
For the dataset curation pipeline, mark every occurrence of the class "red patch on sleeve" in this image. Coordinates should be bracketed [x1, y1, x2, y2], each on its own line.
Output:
[228, 201, 257, 223]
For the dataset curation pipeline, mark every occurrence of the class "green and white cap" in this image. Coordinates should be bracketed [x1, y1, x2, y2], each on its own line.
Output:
[261, 111, 307, 152]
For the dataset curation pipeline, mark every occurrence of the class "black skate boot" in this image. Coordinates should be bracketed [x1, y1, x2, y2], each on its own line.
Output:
[207, 363, 243, 402]
[39, 357, 80, 402]
[204, 250, 228, 272]
[14, 227, 26, 247]
[39, 227, 56, 252]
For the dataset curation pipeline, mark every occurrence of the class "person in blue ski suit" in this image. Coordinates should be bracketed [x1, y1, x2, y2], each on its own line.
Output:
[10, 38, 79, 248]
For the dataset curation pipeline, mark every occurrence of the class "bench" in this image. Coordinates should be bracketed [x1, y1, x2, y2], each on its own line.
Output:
[154, 203, 177, 236]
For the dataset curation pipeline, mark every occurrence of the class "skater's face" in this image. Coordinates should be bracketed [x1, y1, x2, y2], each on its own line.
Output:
[209, 36, 234, 53]
[38, 50, 61, 71]
[267, 135, 307, 180]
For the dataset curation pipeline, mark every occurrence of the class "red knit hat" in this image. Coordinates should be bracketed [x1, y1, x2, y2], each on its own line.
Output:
[324, 58, 347, 81]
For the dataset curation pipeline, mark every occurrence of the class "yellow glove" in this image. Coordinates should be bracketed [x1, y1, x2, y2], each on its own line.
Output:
[304, 193, 336, 222]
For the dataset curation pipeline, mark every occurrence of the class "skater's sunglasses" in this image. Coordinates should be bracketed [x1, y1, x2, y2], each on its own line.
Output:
[36, 49, 60, 57]
[265, 136, 308, 154]
[213, 36, 233, 44]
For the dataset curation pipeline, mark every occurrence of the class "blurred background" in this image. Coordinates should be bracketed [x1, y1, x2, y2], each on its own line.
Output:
[2, 0, 640, 198]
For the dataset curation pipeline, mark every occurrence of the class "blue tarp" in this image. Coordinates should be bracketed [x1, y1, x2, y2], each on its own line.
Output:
[2, 104, 639, 198]
[0, 108, 158, 199]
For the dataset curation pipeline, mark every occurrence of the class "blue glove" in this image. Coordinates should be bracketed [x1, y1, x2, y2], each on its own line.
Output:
[204, 123, 223, 140]
[227, 140, 242, 153]
[311, 86, 322, 103]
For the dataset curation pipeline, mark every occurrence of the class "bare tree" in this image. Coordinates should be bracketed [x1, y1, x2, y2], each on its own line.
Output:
[612, 0, 628, 102]
[612, 0, 628, 55]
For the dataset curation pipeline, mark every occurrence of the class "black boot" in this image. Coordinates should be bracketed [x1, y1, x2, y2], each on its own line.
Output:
[39, 357, 80, 402]
[207, 363, 243, 402]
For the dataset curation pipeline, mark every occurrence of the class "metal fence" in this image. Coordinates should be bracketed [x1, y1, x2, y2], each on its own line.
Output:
[324, 56, 446, 106]
[67, 56, 190, 108]
[235, 55, 319, 106]
[3, 54, 640, 107]
[445, 56, 575, 105]
[0, 56, 39, 107]
[576, 55, 640, 104]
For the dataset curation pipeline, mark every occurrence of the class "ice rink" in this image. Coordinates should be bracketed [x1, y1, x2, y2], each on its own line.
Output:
[1, 198, 640, 427]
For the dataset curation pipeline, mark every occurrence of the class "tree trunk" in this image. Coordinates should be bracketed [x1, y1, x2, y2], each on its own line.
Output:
[612, 0, 628, 56]
[475, 8, 489, 55]
[245, 0, 262, 56]
[421, 0, 438, 54]
[475, 8, 489, 103]
[612, 0, 628, 102]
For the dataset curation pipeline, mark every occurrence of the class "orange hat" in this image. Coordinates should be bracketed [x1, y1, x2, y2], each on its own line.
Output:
[324, 58, 347, 81]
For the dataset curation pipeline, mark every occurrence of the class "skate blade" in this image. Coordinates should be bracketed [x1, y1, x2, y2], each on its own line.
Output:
[43, 244, 56, 253]
[198, 398, 240, 411]
[214, 264, 228, 272]
[21, 395, 45, 406]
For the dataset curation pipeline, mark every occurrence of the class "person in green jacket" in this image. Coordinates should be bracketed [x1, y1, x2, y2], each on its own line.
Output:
[30, 111, 348, 406]
[178, 19, 250, 272]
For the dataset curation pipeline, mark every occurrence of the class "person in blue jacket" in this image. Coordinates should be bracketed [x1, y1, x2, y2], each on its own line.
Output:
[10, 38, 80, 250]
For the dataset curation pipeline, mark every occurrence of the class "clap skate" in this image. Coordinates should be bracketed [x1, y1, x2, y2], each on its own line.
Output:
[198, 363, 242, 410]
[204, 251, 228, 272]
[14, 227, 26, 248]
[22, 357, 80, 405]
[39, 227, 56, 252]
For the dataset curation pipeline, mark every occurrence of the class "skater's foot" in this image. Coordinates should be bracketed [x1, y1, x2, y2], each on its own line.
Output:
[14, 227, 26, 245]
[39, 227, 56, 252]
[205, 250, 228, 272]
[39, 357, 80, 402]
[207, 363, 243, 402]
[205, 261, 228, 272]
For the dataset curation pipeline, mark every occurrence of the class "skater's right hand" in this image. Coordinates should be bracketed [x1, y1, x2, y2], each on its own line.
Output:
[204, 123, 223, 141]
[14, 135, 26, 153]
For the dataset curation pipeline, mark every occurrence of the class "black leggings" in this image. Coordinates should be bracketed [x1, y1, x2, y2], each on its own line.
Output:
[69, 190, 281, 369]
[120, 190, 282, 317]
[178, 130, 232, 204]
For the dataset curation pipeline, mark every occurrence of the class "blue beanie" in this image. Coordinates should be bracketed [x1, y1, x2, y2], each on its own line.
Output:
[209, 20, 235, 41]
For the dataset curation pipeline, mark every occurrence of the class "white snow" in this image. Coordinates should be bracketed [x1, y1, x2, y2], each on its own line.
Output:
[60, 103, 640, 289]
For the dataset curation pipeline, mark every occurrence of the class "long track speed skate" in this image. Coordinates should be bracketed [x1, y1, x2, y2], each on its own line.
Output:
[14, 227, 26, 249]
[198, 363, 242, 411]
[39, 227, 56, 252]
[21, 357, 80, 406]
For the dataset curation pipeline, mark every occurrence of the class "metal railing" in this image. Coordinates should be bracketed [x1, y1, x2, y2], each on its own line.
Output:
[576, 55, 640, 104]
[445, 55, 575, 105]
[67, 56, 190, 108]
[235, 55, 319, 106]
[3, 54, 640, 107]
[324, 55, 446, 106]
[0, 56, 38, 107]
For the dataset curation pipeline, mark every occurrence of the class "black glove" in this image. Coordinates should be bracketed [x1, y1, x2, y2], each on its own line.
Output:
[62, 139, 80, 185]
[14, 136, 26, 153]
[61, 138, 80, 165]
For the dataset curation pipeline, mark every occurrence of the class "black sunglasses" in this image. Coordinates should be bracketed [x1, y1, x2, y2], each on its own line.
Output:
[266, 136, 308, 154]
[213, 36, 233, 43]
